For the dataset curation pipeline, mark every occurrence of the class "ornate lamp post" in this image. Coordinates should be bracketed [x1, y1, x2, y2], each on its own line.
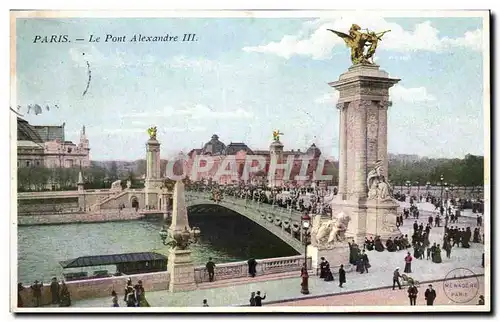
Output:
[440, 175, 444, 206]
[415, 181, 420, 202]
[300, 213, 311, 295]
[160, 225, 201, 247]
[426, 181, 431, 199]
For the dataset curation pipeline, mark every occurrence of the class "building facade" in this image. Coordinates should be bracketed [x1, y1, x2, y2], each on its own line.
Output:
[17, 118, 90, 168]
[184, 134, 335, 187]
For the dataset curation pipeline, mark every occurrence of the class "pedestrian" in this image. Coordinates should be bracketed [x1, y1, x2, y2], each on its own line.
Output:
[478, 295, 485, 305]
[247, 258, 257, 277]
[206, 257, 216, 282]
[424, 284, 437, 306]
[111, 290, 119, 307]
[392, 267, 402, 290]
[249, 292, 256, 306]
[319, 257, 328, 278]
[18, 283, 25, 308]
[255, 291, 266, 306]
[203, 299, 209, 307]
[339, 264, 346, 288]
[361, 250, 370, 273]
[408, 282, 418, 306]
[404, 252, 413, 273]
[30, 280, 43, 307]
[50, 277, 60, 305]
[59, 281, 71, 307]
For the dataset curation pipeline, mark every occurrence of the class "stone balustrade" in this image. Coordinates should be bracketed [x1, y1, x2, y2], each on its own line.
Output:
[18, 271, 170, 308]
[194, 255, 312, 283]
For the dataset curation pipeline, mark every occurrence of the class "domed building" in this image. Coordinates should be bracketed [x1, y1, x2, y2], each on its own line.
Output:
[306, 143, 322, 158]
[201, 134, 226, 156]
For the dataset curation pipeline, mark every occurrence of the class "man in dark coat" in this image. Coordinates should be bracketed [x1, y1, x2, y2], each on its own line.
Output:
[424, 284, 437, 305]
[49, 277, 60, 305]
[338, 264, 346, 288]
[30, 281, 43, 307]
[413, 221, 418, 232]
[206, 257, 216, 282]
[254, 291, 266, 306]
[392, 268, 402, 290]
[408, 282, 418, 305]
[247, 258, 257, 277]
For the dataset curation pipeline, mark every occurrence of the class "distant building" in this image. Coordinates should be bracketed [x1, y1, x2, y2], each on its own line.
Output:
[17, 118, 90, 168]
[184, 134, 335, 187]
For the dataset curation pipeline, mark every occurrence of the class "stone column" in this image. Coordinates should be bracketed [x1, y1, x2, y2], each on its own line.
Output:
[353, 100, 369, 199]
[377, 100, 391, 179]
[336, 103, 347, 200]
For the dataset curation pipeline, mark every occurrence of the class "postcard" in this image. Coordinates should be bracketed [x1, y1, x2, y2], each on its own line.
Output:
[10, 9, 490, 313]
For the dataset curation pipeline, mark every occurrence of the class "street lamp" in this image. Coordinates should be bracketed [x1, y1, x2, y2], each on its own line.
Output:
[300, 213, 311, 295]
[440, 175, 444, 206]
[415, 181, 420, 202]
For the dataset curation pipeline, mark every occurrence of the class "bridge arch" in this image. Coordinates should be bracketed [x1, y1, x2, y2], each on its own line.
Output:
[185, 193, 304, 253]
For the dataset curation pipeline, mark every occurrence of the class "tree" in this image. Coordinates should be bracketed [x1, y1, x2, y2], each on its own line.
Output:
[109, 161, 118, 181]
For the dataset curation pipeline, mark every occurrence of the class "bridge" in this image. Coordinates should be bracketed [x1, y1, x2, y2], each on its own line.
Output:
[17, 188, 308, 253]
[185, 191, 306, 253]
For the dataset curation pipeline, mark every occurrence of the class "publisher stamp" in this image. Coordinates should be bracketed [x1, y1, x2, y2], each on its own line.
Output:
[443, 268, 480, 303]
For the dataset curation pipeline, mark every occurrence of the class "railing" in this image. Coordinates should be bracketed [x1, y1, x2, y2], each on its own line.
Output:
[194, 255, 312, 283]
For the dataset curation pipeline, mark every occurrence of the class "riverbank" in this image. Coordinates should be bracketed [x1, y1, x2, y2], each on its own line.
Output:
[17, 209, 146, 226]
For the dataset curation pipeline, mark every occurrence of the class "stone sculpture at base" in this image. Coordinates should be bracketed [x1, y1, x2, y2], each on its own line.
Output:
[307, 212, 351, 274]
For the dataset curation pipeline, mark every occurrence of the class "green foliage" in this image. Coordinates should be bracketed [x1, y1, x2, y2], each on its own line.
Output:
[388, 154, 484, 186]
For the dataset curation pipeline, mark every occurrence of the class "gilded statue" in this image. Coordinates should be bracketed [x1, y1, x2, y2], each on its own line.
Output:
[327, 24, 391, 65]
[147, 126, 157, 140]
[272, 130, 284, 142]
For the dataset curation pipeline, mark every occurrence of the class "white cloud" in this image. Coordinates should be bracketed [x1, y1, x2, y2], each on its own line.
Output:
[165, 56, 222, 72]
[120, 104, 254, 120]
[390, 85, 436, 103]
[314, 85, 435, 104]
[101, 128, 145, 134]
[314, 92, 339, 104]
[243, 16, 482, 60]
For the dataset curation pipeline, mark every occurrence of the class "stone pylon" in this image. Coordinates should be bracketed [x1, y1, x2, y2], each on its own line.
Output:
[144, 137, 163, 208]
[168, 180, 190, 233]
[268, 140, 285, 187]
[167, 180, 196, 292]
[329, 63, 402, 243]
[77, 171, 85, 211]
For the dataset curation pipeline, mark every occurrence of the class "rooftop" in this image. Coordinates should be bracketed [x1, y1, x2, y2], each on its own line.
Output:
[59, 252, 168, 269]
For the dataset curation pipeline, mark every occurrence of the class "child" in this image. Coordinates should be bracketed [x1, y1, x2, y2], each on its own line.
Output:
[111, 291, 119, 307]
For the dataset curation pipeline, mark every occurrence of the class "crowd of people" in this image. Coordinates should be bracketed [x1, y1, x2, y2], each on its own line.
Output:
[120, 278, 149, 307]
[17, 278, 71, 308]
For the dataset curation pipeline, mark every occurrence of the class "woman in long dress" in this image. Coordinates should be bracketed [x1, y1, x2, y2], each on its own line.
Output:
[59, 281, 71, 307]
[135, 281, 150, 307]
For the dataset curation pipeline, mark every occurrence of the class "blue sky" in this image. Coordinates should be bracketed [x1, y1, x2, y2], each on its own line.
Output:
[15, 14, 485, 161]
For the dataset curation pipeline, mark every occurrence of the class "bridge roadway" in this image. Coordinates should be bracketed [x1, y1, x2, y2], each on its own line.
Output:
[185, 191, 305, 253]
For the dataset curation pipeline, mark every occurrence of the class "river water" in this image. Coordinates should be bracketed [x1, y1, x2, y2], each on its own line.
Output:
[17, 209, 299, 284]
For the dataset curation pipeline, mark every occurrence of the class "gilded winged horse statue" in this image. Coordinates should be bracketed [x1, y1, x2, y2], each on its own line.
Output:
[327, 24, 390, 65]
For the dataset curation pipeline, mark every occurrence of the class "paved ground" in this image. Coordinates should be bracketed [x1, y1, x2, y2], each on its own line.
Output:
[71, 202, 485, 308]
[267, 276, 485, 307]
